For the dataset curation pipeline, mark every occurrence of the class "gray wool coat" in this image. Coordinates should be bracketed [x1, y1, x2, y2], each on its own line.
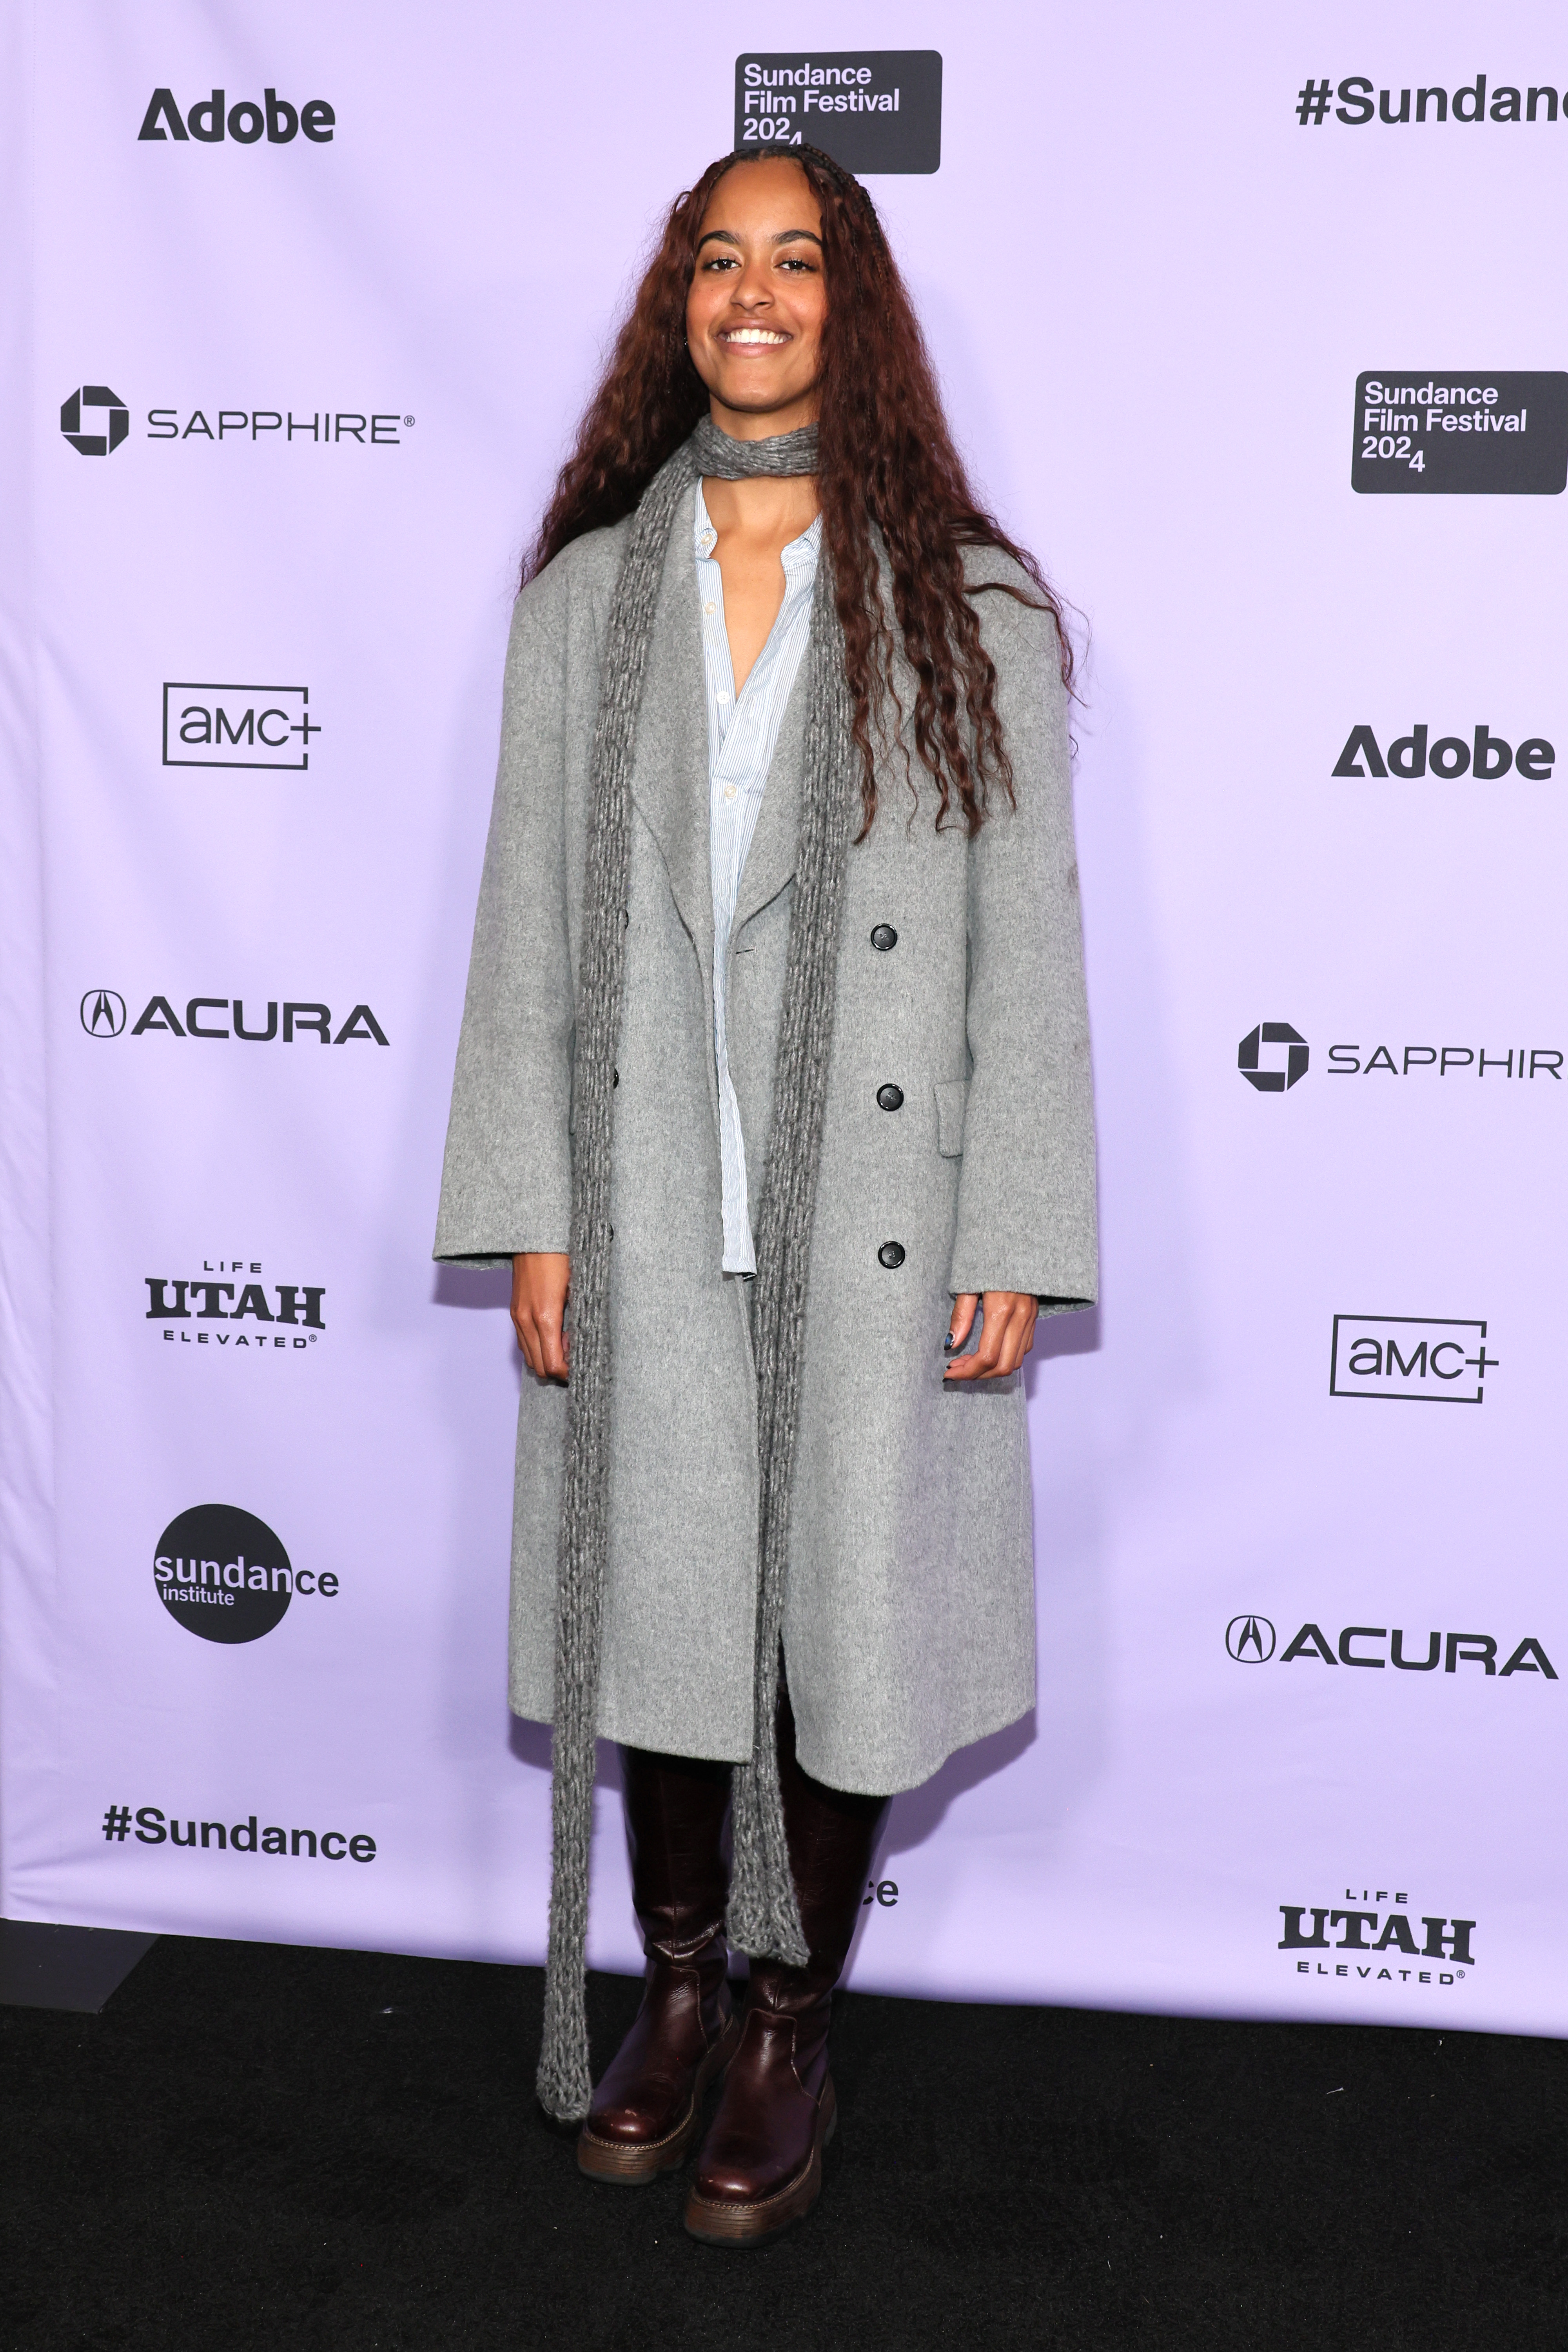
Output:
[434, 510, 1097, 1795]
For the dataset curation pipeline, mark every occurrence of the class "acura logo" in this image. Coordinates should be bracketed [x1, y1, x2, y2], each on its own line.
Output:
[81, 989, 127, 1037]
[1226, 1613, 1277, 1663]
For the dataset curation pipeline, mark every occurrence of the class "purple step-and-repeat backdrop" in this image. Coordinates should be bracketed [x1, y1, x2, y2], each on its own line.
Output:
[3, 0, 1565, 2035]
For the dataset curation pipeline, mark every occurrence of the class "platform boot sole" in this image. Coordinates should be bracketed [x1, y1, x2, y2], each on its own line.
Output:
[682, 2074, 838, 2245]
[576, 2010, 741, 2184]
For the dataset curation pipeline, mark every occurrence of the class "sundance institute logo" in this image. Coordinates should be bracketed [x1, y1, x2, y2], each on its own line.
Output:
[61, 386, 129, 457]
[153, 1502, 339, 1645]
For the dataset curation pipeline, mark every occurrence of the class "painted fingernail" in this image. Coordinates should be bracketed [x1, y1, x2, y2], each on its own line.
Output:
[944, 1333, 956, 1351]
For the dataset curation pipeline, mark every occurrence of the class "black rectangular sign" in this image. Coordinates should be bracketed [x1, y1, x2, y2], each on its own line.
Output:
[734, 51, 942, 175]
[1352, 372, 1568, 494]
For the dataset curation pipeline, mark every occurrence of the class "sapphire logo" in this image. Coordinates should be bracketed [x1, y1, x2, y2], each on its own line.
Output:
[1238, 1022, 1308, 1092]
[1226, 1613, 1276, 1662]
[61, 386, 129, 457]
[80, 989, 127, 1038]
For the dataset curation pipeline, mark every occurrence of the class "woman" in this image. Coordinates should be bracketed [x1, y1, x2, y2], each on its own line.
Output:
[435, 142, 1096, 2245]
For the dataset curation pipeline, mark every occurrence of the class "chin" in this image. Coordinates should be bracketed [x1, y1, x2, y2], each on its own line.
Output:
[715, 383, 805, 412]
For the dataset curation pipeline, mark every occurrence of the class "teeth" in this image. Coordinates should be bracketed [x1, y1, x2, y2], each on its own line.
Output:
[725, 328, 787, 345]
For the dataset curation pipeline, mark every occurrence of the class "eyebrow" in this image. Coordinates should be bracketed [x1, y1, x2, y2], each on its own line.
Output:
[695, 227, 824, 251]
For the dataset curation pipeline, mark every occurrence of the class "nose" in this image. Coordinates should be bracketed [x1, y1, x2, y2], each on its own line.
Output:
[731, 256, 774, 309]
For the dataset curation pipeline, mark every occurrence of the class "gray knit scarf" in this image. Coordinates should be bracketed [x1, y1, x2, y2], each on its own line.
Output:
[537, 416, 857, 2122]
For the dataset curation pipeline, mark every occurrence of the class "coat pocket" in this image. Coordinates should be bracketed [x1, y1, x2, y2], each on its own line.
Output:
[934, 1078, 969, 1158]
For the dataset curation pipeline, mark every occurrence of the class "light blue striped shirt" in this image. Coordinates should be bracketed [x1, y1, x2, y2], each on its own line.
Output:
[693, 480, 822, 1272]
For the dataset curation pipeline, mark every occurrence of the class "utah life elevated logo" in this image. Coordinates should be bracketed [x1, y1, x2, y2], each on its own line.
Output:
[163, 684, 319, 771]
[735, 51, 941, 172]
[1279, 1892, 1475, 1989]
[147, 1261, 325, 1354]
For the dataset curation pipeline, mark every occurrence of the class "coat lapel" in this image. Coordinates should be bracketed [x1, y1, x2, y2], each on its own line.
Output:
[732, 656, 806, 936]
[629, 520, 714, 983]
[627, 510, 810, 958]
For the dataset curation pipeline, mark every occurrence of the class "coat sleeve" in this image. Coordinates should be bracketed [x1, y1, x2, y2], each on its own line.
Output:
[947, 577, 1098, 1311]
[433, 565, 577, 1267]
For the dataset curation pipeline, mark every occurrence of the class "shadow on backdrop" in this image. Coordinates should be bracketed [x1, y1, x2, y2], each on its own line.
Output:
[432, 1263, 514, 1311]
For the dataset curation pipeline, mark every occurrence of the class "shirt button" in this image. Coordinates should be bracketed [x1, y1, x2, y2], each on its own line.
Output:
[717, 691, 730, 705]
[705, 601, 716, 615]
[876, 1084, 904, 1112]
[870, 924, 898, 952]
[724, 784, 737, 802]
[878, 1241, 906, 1270]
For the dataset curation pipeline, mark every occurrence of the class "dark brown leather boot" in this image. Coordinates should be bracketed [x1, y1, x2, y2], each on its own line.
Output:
[684, 1690, 890, 2244]
[577, 1748, 740, 2183]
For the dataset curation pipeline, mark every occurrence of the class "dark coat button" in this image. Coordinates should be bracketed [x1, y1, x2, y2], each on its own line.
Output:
[876, 1084, 904, 1112]
[870, 924, 898, 952]
[877, 1241, 906, 1270]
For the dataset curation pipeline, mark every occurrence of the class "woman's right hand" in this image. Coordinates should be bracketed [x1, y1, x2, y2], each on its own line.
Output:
[511, 1252, 570, 1381]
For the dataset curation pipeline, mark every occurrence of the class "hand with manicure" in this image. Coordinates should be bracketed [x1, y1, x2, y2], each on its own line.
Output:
[944, 1293, 1039, 1381]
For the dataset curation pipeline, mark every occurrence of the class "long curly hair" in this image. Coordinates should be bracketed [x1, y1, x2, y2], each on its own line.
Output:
[526, 146, 1070, 837]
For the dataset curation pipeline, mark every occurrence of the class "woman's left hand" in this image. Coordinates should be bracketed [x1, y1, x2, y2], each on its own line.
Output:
[944, 1292, 1039, 1381]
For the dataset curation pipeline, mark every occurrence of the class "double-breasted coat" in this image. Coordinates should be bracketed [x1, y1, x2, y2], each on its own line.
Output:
[434, 510, 1097, 1795]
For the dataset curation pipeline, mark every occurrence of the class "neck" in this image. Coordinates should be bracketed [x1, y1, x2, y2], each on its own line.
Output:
[701, 470, 819, 545]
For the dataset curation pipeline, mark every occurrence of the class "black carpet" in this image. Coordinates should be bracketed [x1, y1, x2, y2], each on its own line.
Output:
[3, 1934, 1564, 2351]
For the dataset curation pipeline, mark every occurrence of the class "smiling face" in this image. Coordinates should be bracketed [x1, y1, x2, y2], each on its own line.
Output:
[684, 157, 826, 436]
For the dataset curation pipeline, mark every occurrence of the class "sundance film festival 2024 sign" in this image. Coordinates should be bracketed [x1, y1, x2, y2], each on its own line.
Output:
[5, 16, 1568, 2047]
[734, 51, 942, 172]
